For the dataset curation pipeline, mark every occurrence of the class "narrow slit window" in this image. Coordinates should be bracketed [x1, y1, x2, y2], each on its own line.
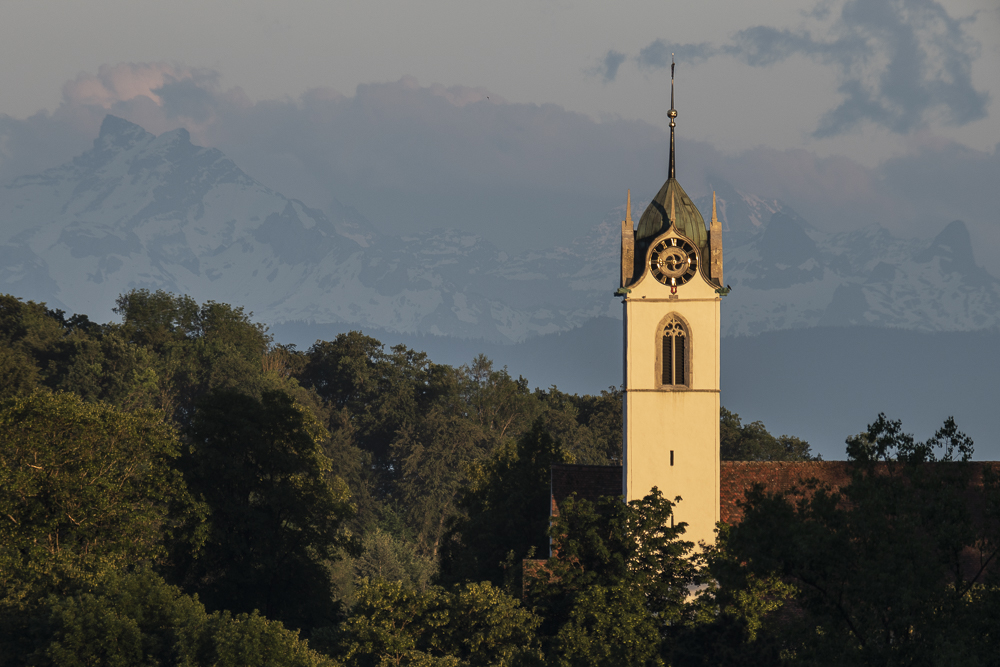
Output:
[661, 317, 687, 386]
[670, 450, 674, 466]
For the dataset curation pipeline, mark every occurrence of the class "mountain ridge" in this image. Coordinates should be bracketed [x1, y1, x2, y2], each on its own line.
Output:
[2, 115, 998, 342]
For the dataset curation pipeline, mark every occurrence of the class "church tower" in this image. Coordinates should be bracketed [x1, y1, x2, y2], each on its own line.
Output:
[618, 59, 724, 548]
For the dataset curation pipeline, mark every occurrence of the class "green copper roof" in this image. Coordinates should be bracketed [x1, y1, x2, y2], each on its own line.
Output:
[635, 177, 708, 250]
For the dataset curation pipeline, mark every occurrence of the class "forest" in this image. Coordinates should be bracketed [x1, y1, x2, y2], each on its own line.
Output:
[0, 289, 997, 666]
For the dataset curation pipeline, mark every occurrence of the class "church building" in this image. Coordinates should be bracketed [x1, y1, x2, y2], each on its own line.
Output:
[546, 61, 806, 549]
[618, 60, 724, 548]
[545, 63, 998, 564]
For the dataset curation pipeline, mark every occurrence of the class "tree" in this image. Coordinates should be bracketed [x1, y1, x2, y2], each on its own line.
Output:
[438, 580, 543, 666]
[0, 391, 193, 598]
[718, 414, 1000, 665]
[0, 294, 163, 410]
[0, 344, 39, 400]
[530, 489, 703, 666]
[438, 421, 571, 588]
[299, 332, 444, 466]
[569, 386, 623, 464]
[537, 489, 698, 623]
[113, 290, 201, 349]
[533, 388, 604, 465]
[0, 296, 69, 395]
[459, 355, 537, 447]
[551, 584, 663, 667]
[350, 529, 437, 592]
[113, 289, 272, 424]
[327, 578, 541, 667]
[23, 568, 336, 667]
[52, 330, 160, 411]
[392, 407, 490, 559]
[720, 408, 817, 461]
[178, 388, 355, 631]
[664, 562, 794, 667]
[0, 391, 202, 665]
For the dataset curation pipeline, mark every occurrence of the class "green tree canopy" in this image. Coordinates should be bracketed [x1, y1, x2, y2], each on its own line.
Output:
[26, 568, 336, 667]
[715, 415, 1000, 665]
[551, 584, 663, 667]
[177, 388, 355, 631]
[537, 489, 698, 624]
[392, 406, 490, 560]
[328, 578, 541, 667]
[0, 295, 157, 409]
[438, 420, 571, 588]
[720, 407, 817, 461]
[0, 390, 193, 598]
[459, 355, 537, 447]
[529, 489, 704, 666]
[299, 332, 445, 464]
[113, 289, 273, 423]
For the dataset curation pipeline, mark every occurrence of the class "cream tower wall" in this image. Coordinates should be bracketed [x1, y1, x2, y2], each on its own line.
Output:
[622, 231, 721, 549]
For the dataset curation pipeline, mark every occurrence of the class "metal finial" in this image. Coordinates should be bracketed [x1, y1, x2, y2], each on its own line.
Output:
[669, 55, 676, 123]
[668, 54, 677, 180]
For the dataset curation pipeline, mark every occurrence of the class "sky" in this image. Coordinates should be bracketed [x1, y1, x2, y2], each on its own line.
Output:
[1, 0, 999, 267]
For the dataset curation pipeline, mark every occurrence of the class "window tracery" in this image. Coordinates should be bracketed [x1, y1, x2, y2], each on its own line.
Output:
[661, 317, 687, 386]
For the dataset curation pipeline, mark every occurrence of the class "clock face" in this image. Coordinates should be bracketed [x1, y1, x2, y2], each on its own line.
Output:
[650, 237, 698, 286]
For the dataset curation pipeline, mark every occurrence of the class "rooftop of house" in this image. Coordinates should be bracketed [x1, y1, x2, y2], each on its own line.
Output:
[550, 461, 1000, 525]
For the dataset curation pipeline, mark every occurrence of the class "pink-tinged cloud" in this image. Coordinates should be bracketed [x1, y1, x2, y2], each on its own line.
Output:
[55, 63, 232, 143]
[62, 63, 201, 108]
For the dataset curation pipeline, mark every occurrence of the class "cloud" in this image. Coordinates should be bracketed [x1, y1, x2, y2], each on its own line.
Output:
[424, 80, 498, 107]
[154, 77, 219, 123]
[62, 63, 219, 109]
[593, 50, 627, 82]
[628, 0, 989, 136]
[0, 64, 226, 183]
[734, 0, 988, 136]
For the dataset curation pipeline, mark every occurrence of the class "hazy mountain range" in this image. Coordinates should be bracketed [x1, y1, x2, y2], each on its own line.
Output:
[2, 115, 997, 344]
[2, 115, 999, 458]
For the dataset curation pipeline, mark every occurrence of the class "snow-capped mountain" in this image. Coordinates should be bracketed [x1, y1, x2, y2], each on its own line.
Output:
[719, 212, 1000, 336]
[1, 115, 997, 342]
[0, 116, 619, 342]
[0, 115, 371, 318]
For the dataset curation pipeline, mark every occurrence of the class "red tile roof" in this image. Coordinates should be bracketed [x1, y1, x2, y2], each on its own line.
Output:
[720, 461, 1000, 524]
[550, 461, 1000, 526]
[720, 461, 855, 524]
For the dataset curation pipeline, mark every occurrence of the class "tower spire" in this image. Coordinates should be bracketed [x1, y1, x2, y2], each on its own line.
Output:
[668, 54, 677, 180]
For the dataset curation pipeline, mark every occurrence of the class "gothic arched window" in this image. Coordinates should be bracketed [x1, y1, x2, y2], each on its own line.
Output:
[661, 317, 687, 386]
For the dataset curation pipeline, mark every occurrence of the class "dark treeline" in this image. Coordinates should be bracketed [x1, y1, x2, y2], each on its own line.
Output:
[2, 290, 996, 666]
